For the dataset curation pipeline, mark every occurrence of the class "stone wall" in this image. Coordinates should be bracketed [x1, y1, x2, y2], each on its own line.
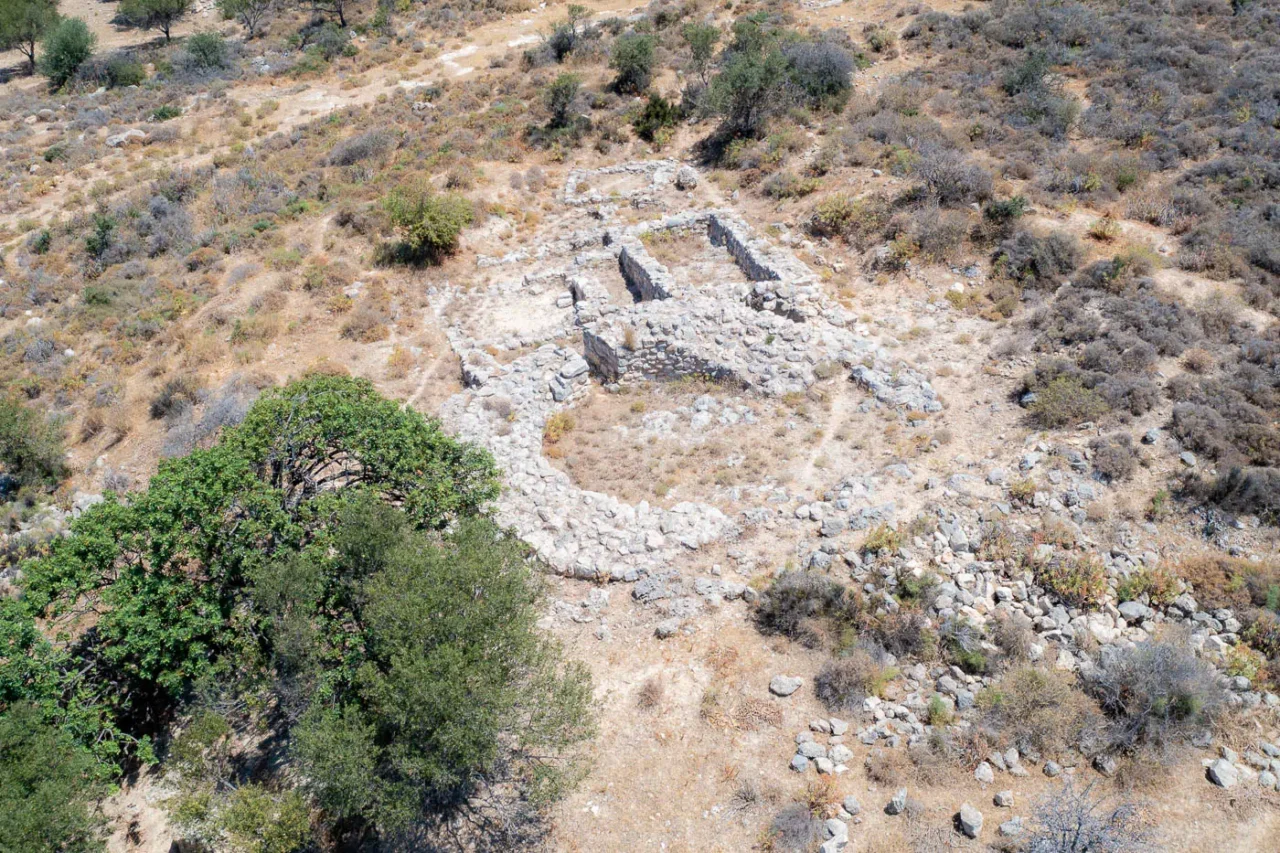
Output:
[616, 239, 677, 301]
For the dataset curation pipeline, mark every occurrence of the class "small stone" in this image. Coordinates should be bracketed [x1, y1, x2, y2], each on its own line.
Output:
[999, 817, 1024, 837]
[674, 165, 699, 191]
[653, 618, 681, 639]
[975, 762, 995, 785]
[994, 790, 1014, 808]
[1180, 451, 1197, 467]
[1093, 755, 1118, 777]
[842, 796, 861, 816]
[1043, 761, 1062, 777]
[790, 754, 810, 773]
[770, 675, 802, 697]
[886, 788, 908, 816]
[958, 803, 983, 839]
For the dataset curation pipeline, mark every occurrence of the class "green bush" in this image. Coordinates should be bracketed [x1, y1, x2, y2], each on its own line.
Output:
[0, 396, 66, 493]
[1029, 375, 1110, 428]
[610, 31, 656, 93]
[382, 188, 474, 265]
[152, 104, 182, 121]
[106, 55, 146, 87]
[39, 17, 96, 88]
[632, 93, 680, 142]
[184, 30, 228, 69]
[0, 704, 104, 853]
[1036, 554, 1109, 609]
[543, 72, 581, 129]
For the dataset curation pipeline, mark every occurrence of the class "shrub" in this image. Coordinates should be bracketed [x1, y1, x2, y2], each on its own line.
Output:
[1090, 433, 1138, 482]
[1024, 781, 1155, 853]
[632, 93, 680, 142]
[1208, 467, 1280, 525]
[814, 646, 898, 712]
[382, 188, 474, 265]
[544, 72, 581, 128]
[754, 572, 860, 648]
[914, 147, 993, 206]
[1029, 375, 1110, 428]
[151, 104, 182, 121]
[1084, 637, 1226, 756]
[327, 130, 394, 166]
[808, 194, 889, 246]
[990, 613, 1037, 662]
[941, 617, 988, 674]
[1174, 553, 1280, 613]
[1036, 554, 1108, 609]
[1115, 565, 1181, 607]
[996, 230, 1081, 287]
[105, 55, 146, 87]
[0, 396, 66, 492]
[183, 31, 229, 70]
[543, 411, 575, 443]
[767, 803, 823, 852]
[784, 39, 855, 111]
[862, 522, 904, 555]
[865, 609, 936, 659]
[610, 32, 656, 93]
[39, 17, 96, 88]
[149, 375, 202, 420]
[0, 703, 104, 853]
[979, 667, 1099, 758]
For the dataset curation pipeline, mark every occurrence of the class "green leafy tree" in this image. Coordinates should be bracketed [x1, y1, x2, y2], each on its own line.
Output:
[382, 188, 475, 265]
[13, 376, 588, 848]
[22, 375, 499, 724]
[700, 15, 798, 139]
[705, 41, 790, 138]
[609, 31, 656, 94]
[0, 396, 66, 493]
[216, 0, 275, 38]
[285, 507, 594, 844]
[680, 21, 719, 85]
[0, 0, 59, 75]
[0, 703, 105, 853]
[37, 16, 94, 88]
[117, 0, 191, 42]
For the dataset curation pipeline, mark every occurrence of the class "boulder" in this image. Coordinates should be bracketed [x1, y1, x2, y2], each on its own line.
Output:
[674, 165, 699, 191]
[770, 675, 803, 697]
[958, 803, 983, 839]
[1208, 758, 1238, 789]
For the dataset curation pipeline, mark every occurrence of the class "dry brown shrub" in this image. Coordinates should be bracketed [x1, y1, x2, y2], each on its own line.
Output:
[979, 666, 1101, 757]
[636, 676, 665, 711]
[1176, 554, 1280, 612]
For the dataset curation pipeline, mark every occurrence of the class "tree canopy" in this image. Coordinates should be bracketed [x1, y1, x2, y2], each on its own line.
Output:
[0, 0, 59, 74]
[2, 375, 590, 849]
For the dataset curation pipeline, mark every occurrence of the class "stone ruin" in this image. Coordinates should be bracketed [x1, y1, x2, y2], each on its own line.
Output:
[436, 182, 942, 583]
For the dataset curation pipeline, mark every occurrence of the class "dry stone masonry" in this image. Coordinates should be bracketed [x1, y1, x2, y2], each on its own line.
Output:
[434, 164, 942, 586]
